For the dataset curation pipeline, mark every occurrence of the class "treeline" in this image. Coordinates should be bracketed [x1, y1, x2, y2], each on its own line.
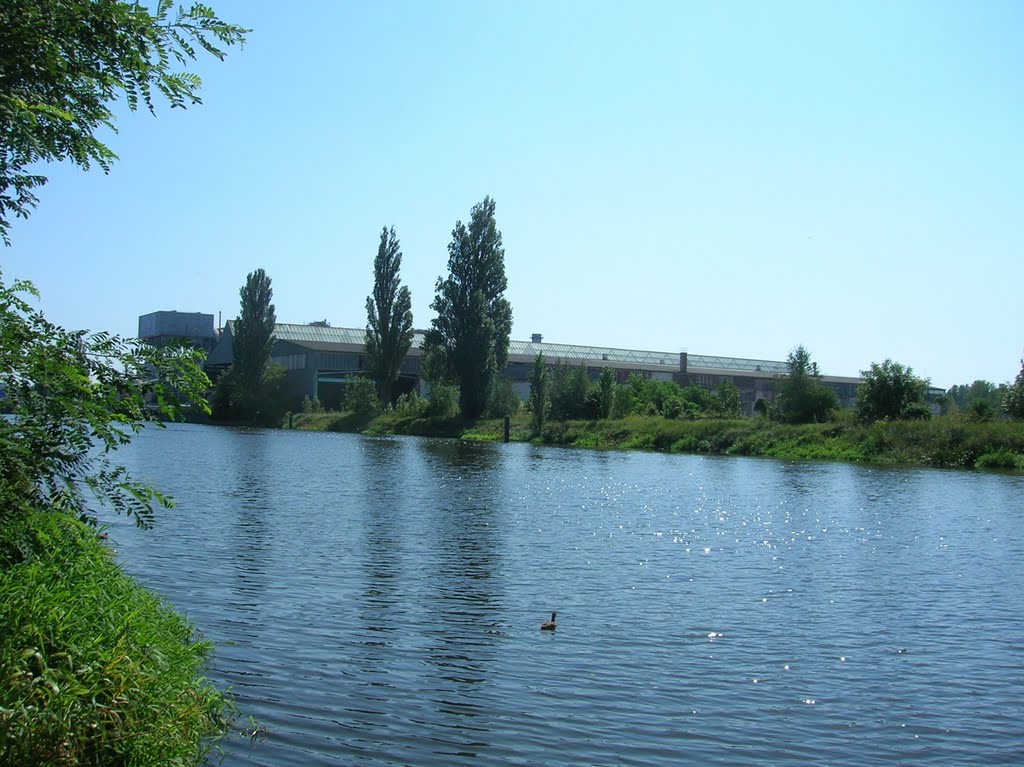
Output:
[211, 196, 514, 424]
[211, 191, 1024, 431]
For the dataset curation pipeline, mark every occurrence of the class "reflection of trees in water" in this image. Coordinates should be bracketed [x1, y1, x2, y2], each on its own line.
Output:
[415, 439, 511, 745]
[355, 437, 407, 628]
[222, 428, 274, 637]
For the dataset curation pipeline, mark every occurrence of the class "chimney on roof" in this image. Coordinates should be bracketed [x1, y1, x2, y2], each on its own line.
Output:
[531, 333, 543, 344]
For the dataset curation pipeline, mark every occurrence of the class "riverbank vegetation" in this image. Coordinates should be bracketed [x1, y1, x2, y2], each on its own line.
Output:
[2, 2, 248, 761]
[0, 513, 231, 766]
[291, 408, 1024, 471]
[0, 272, 236, 765]
[288, 345, 1024, 472]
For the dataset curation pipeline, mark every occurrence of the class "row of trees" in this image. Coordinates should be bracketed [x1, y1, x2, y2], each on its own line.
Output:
[524, 344, 1024, 428]
[210, 195, 514, 423]
[363, 196, 512, 419]
[214, 249, 1024, 427]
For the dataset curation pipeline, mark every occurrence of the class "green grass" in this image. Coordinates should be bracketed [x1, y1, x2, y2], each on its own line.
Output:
[0, 512, 232, 766]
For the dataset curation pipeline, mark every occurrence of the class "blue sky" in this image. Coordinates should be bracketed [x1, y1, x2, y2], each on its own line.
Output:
[5, 0, 1022, 388]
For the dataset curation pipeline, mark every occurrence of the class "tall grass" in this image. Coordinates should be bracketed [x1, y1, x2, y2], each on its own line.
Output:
[0, 512, 231, 766]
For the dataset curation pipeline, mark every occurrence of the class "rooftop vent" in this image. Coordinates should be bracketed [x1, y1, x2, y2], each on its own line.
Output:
[531, 333, 543, 344]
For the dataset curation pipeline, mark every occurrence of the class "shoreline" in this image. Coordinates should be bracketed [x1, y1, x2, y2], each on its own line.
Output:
[282, 411, 1024, 473]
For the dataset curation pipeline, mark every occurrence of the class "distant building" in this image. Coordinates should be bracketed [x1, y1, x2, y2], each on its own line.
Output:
[138, 311, 218, 354]
[205, 322, 864, 414]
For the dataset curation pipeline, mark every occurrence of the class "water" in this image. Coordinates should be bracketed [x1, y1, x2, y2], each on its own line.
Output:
[107, 423, 1024, 766]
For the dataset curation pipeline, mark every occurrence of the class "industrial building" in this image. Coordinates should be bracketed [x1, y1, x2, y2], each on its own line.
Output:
[138, 311, 218, 354]
[202, 321, 864, 414]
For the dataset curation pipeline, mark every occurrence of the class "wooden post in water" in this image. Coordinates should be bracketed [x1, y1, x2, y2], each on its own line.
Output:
[503, 415, 510, 443]
[288, 412, 293, 429]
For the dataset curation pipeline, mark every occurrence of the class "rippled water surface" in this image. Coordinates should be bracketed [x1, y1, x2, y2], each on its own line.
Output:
[109, 424, 1024, 766]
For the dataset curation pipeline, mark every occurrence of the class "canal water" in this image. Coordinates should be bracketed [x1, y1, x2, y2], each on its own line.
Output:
[107, 423, 1024, 766]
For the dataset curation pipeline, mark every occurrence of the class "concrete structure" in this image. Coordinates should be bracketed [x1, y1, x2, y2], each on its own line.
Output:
[204, 321, 864, 414]
[138, 311, 218, 354]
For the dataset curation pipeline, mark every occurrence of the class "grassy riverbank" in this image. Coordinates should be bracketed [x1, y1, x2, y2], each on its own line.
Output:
[0, 512, 231, 766]
[290, 411, 1024, 471]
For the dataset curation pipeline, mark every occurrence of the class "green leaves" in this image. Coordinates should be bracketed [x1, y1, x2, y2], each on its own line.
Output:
[214, 268, 278, 422]
[426, 196, 513, 419]
[774, 345, 839, 423]
[0, 0, 248, 243]
[0, 271, 210, 527]
[1002, 358, 1024, 420]
[854, 359, 930, 423]
[365, 226, 414, 406]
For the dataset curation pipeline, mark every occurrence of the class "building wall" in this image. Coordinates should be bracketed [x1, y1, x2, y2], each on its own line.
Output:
[138, 311, 217, 353]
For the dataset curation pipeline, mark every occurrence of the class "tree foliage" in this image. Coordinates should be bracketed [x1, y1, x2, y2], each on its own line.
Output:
[713, 379, 742, 418]
[344, 375, 379, 415]
[595, 367, 615, 419]
[486, 376, 521, 418]
[947, 380, 1008, 414]
[365, 226, 414, 406]
[213, 268, 279, 421]
[550, 363, 593, 421]
[1003, 358, 1024, 420]
[774, 345, 838, 423]
[0, 0, 248, 243]
[854, 359, 930, 422]
[528, 353, 549, 433]
[0, 272, 210, 528]
[423, 196, 513, 419]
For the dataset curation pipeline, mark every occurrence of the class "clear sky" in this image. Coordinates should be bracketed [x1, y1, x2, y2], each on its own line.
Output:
[5, 0, 1022, 388]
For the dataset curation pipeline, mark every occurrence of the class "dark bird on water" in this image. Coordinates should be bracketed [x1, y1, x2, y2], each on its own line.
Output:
[541, 612, 557, 631]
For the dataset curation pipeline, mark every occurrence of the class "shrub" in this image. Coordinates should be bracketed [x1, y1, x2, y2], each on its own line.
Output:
[394, 391, 427, 418]
[486, 376, 521, 418]
[425, 382, 458, 418]
[975, 449, 1022, 470]
[301, 394, 324, 413]
[344, 376, 380, 415]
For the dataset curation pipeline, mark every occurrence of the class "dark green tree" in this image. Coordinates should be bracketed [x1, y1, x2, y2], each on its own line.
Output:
[0, 0, 247, 243]
[1002, 357, 1024, 420]
[528, 353, 549, 432]
[713, 379, 742, 418]
[344, 375, 380, 415]
[947, 379, 1009, 413]
[486, 376, 521, 418]
[595, 367, 615, 419]
[423, 196, 513, 418]
[610, 384, 635, 419]
[774, 345, 838, 423]
[854, 359, 930, 422]
[365, 226, 414, 406]
[214, 268, 277, 420]
[550, 363, 592, 420]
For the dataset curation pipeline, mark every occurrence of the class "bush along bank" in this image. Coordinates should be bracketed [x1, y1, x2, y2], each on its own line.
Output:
[289, 411, 1024, 472]
[0, 512, 232, 767]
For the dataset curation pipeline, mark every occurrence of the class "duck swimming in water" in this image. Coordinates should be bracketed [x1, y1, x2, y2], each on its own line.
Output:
[541, 612, 557, 631]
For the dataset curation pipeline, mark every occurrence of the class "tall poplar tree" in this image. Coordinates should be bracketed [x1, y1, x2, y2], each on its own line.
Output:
[214, 268, 276, 419]
[365, 226, 414, 405]
[423, 196, 513, 418]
